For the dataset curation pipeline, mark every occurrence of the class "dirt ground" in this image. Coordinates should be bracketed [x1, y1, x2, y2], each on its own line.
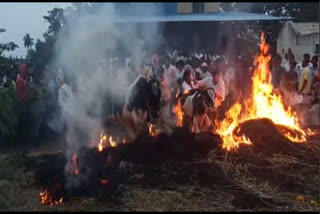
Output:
[0, 128, 318, 212]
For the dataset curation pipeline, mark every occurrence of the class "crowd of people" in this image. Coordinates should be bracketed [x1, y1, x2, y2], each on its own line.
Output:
[275, 49, 319, 126]
[0, 46, 318, 145]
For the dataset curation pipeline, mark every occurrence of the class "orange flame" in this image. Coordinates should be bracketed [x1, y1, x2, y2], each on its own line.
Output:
[40, 189, 63, 206]
[98, 133, 107, 152]
[96, 132, 126, 151]
[216, 32, 314, 151]
[173, 99, 184, 127]
[71, 154, 79, 175]
[109, 136, 117, 147]
[148, 124, 160, 137]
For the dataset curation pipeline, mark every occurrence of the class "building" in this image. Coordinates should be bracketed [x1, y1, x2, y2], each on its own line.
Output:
[177, 2, 221, 13]
[277, 21, 319, 61]
[109, 3, 290, 56]
[112, 3, 221, 16]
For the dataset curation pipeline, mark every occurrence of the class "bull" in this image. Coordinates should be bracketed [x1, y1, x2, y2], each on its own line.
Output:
[180, 88, 215, 133]
[122, 75, 162, 140]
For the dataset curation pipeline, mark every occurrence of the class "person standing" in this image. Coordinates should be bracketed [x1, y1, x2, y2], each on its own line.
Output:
[296, 53, 313, 79]
[281, 61, 299, 107]
[16, 64, 29, 104]
[282, 53, 290, 72]
[15, 64, 31, 145]
[271, 54, 286, 89]
[57, 71, 73, 146]
[297, 59, 313, 126]
[311, 56, 319, 105]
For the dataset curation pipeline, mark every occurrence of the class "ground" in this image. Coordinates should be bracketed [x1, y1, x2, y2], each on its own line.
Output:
[0, 128, 318, 212]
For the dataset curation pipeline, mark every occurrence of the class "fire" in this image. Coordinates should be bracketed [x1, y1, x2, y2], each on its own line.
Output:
[109, 136, 117, 147]
[148, 124, 160, 137]
[71, 154, 79, 175]
[98, 133, 107, 152]
[183, 90, 189, 95]
[173, 99, 184, 127]
[96, 132, 126, 151]
[40, 189, 63, 206]
[216, 32, 313, 151]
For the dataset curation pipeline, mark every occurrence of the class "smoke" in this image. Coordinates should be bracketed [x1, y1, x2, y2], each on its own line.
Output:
[50, 3, 164, 187]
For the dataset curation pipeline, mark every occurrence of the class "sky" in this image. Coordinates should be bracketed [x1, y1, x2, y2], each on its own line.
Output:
[0, 3, 71, 57]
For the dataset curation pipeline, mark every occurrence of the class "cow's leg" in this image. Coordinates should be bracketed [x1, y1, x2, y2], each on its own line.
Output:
[122, 105, 137, 141]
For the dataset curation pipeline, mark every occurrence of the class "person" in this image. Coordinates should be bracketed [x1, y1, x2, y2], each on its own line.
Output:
[16, 64, 29, 104]
[311, 58, 319, 105]
[296, 58, 313, 126]
[163, 56, 178, 85]
[57, 71, 73, 146]
[281, 61, 299, 107]
[15, 64, 31, 146]
[28, 67, 46, 144]
[279, 48, 285, 60]
[282, 53, 290, 72]
[221, 58, 235, 109]
[288, 48, 295, 63]
[196, 70, 225, 123]
[296, 53, 313, 79]
[199, 62, 210, 79]
[175, 60, 184, 80]
[181, 69, 195, 92]
[271, 54, 286, 89]
[310, 55, 319, 84]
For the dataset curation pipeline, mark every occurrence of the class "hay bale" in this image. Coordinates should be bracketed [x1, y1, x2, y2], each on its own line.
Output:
[235, 118, 294, 154]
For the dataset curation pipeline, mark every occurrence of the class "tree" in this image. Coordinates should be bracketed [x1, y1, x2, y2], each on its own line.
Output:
[23, 33, 34, 49]
[0, 42, 19, 56]
[7, 42, 19, 52]
[43, 8, 65, 38]
[29, 8, 65, 67]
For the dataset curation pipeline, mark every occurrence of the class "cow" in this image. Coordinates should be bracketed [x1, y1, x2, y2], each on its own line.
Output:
[122, 75, 162, 140]
[180, 88, 215, 133]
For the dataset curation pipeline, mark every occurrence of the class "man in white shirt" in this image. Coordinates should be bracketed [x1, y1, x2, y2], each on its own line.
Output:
[281, 53, 290, 72]
[199, 62, 211, 80]
[57, 71, 73, 146]
[195, 70, 225, 123]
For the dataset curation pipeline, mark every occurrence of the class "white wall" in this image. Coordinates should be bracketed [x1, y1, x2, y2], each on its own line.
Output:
[277, 22, 319, 61]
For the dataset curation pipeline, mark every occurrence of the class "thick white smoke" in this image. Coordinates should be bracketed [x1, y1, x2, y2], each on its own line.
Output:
[51, 3, 164, 187]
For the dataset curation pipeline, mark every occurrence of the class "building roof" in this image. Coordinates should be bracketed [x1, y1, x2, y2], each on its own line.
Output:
[287, 21, 319, 36]
[112, 11, 292, 23]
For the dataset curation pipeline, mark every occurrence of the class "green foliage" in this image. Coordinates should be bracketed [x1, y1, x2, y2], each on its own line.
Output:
[0, 84, 18, 137]
[22, 33, 34, 50]
[29, 8, 65, 67]
[43, 8, 65, 38]
[0, 42, 19, 56]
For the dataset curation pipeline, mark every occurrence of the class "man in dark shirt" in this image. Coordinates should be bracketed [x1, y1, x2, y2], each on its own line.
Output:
[272, 54, 286, 89]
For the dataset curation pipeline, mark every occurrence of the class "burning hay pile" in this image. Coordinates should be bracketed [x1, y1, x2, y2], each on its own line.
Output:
[16, 123, 317, 211]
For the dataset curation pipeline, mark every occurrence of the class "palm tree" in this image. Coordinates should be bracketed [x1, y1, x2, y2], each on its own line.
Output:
[23, 33, 34, 49]
[7, 42, 19, 52]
